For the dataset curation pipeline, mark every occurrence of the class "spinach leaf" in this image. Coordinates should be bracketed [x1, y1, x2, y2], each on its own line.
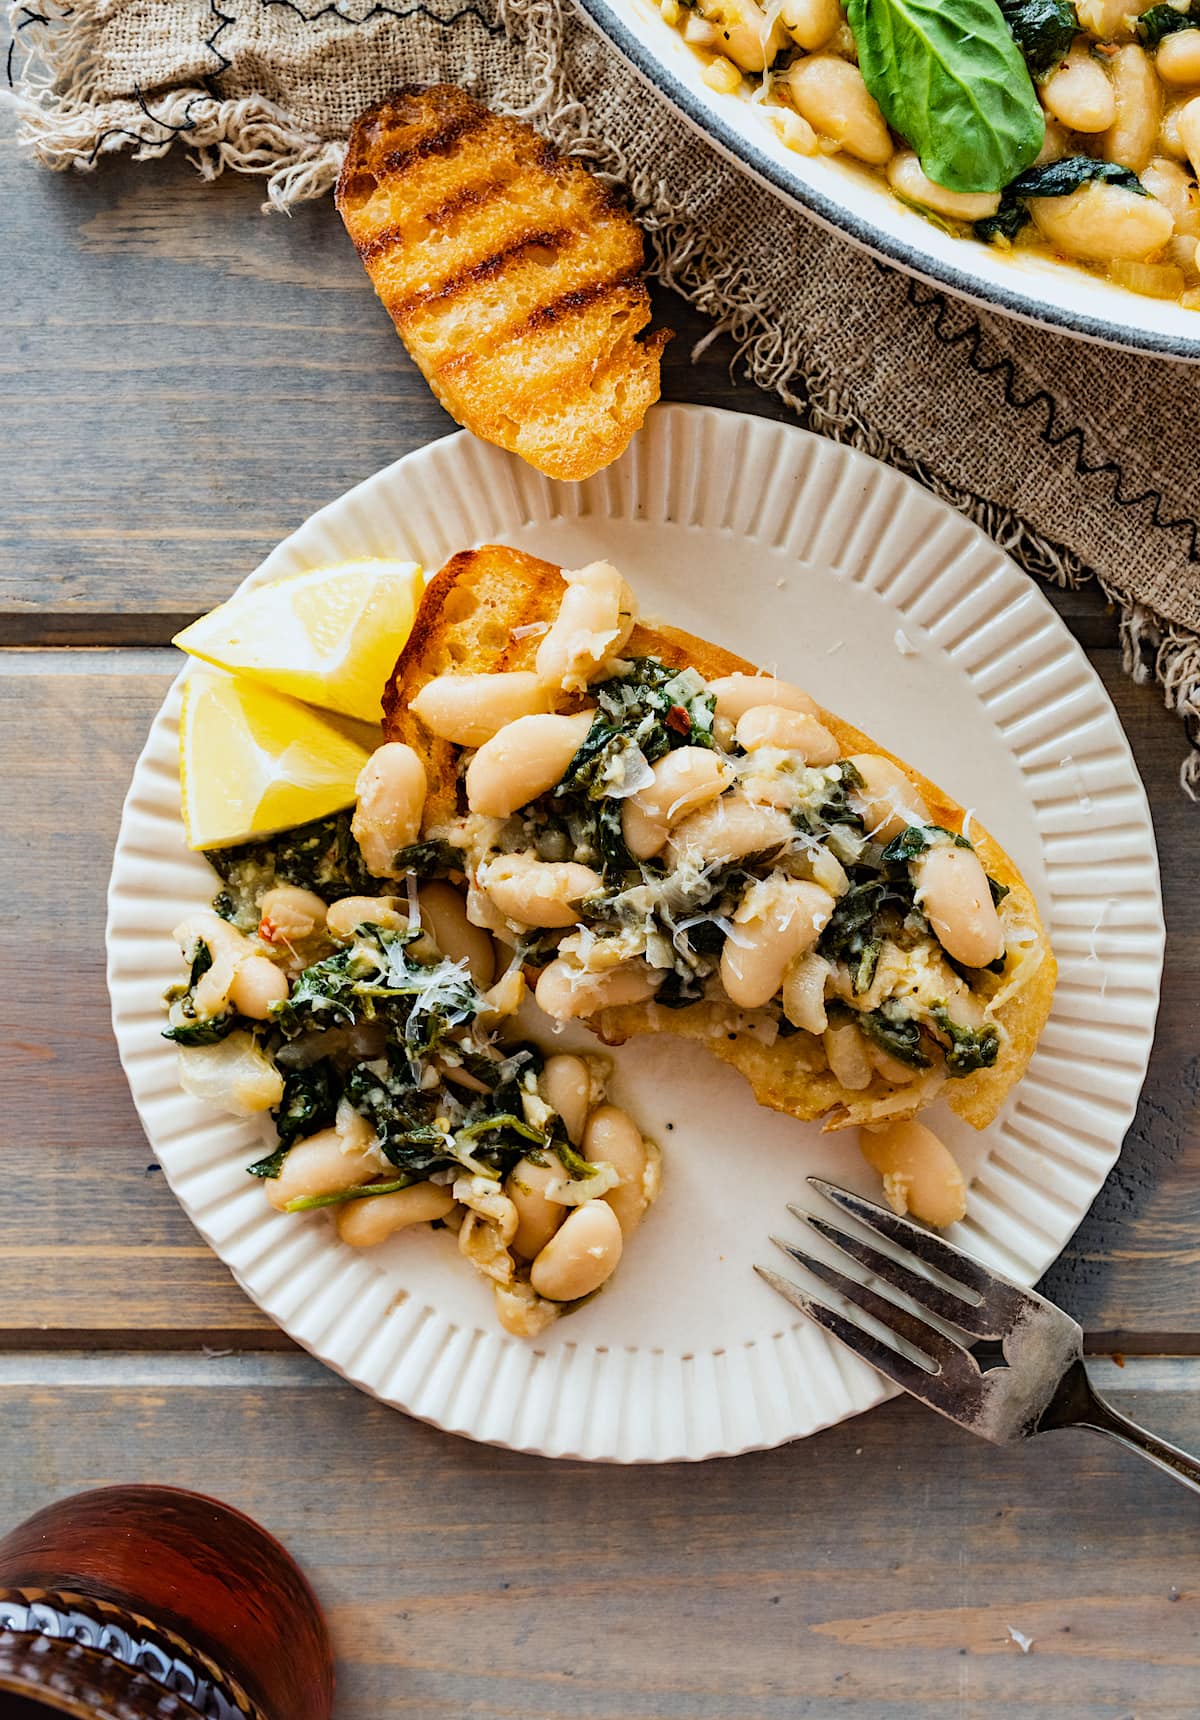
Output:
[858, 1004, 933, 1069]
[976, 156, 1147, 243]
[930, 1006, 1001, 1075]
[881, 824, 973, 864]
[1138, 1, 1199, 42]
[272, 1059, 341, 1151]
[206, 810, 376, 920]
[392, 838, 462, 878]
[847, 0, 1044, 193]
[163, 1011, 241, 1047]
[818, 877, 920, 993]
[163, 939, 244, 1043]
[997, 0, 1077, 75]
[188, 940, 214, 988]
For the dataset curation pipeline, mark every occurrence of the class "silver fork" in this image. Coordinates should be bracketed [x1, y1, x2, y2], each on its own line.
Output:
[759, 1176, 1200, 1495]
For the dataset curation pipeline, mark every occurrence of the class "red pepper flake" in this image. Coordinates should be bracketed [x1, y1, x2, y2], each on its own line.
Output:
[666, 704, 691, 735]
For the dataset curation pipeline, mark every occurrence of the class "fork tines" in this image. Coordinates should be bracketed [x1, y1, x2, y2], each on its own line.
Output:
[756, 1177, 1055, 1413]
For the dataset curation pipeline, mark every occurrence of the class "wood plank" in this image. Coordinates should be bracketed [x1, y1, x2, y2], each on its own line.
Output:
[0, 142, 771, 629]
[0, 138, 1140, 654]
[1, 655, 1195, 1341]
[0, 656, 274, 1333]
[0, 1353, 1196, 1717]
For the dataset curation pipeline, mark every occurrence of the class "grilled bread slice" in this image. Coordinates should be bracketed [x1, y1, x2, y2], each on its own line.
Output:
[336, 87, 670, 482]
[383, 546, 1057, 1133]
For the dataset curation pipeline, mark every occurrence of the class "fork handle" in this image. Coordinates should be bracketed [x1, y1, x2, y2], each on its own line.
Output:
[1062, 1369, 1200, 1497]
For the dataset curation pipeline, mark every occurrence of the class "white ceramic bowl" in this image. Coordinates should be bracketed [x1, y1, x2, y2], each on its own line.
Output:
[577, 0, 1200, 359]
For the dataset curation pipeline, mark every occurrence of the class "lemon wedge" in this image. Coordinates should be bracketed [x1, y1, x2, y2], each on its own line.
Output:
[180, 670, 371, 850]
[174, 558, 424, 723]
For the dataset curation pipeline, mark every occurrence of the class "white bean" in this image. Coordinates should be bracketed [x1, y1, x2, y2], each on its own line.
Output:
[1177, 95, 1200, 179]
[1143, 156, 1200, 236]
[540, 1054, 593, 1145]
[419, 881, 495, 986]
[530, 1200, 624, 1301]
[1075, 0, 1132, 37]
[788, 57, 894, 165]
[534, 959, 661, 1021]
[228, 955, 289, 1019]
[1161, 95, 1193, 160]
[621, 747, 732, 859]
[258, 885, 327, 945]
[736, 704, 840, 763]
[720, 877, 835, 1009]
[173, 910, 252, 1018]
[781, 0, 841, 50]
[824, 1020, 873, 1089]
[465, 711, 595, 817]
[584, 1105, 650, 1236]
[1156, 25, 1200, 83]
[1104, 44, 1161, 173]
[409, 671, 549, 745]
[506, 1154, 567, 1260]
[846, 753, 930, 844]
[887, 150, 1002, 219]
[696, 0, 788, 70]
[1040, 48, 1115, 133]
[666, 794, 794, 868]
[915, 844, 1005, 968]
[483, 853, 603, 928]
[781, 950, 832, 1034]
[325, 894, 406, 940]
[535, 563, 636, 692]
[336, 1181, 456, 1247]
[1028, 179, 1174, 260]
[351, 743, 427, 878]
[708, 673, 817, 722]
[264, 1127, 380, 1211]
[859, 1120, 966, 1228]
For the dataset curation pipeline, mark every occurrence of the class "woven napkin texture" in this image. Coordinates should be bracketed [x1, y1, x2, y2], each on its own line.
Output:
[8, 0, 1200, 783]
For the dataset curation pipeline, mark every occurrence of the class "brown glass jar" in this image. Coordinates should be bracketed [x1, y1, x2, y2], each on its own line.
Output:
[0, 1486, 333, 1720]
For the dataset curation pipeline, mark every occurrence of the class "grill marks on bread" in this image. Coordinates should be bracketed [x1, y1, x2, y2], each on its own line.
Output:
[336, 86, 668, 481]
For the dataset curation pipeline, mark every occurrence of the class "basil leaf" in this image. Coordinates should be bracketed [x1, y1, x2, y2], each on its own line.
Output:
[997, 0, 1078, 76]
[847, 0, 1044, 193]
[975, 155, 1148, 243]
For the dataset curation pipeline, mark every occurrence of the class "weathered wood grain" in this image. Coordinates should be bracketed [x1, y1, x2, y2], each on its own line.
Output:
[0, 1353, 1197, 1718]
[1, 656, 1195, 1342]
[0, 141, 775, 631]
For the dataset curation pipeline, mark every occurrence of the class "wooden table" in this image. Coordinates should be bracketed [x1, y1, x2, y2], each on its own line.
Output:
[4, 123, 1200, 1720]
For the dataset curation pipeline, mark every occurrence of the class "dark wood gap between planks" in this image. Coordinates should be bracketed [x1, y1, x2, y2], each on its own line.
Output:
[1, 608, 1124, 652]
[3, 1327, 1199, 1355]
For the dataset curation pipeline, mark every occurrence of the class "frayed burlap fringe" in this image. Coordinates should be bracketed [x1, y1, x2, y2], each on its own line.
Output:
[7, 0, 1198, 790]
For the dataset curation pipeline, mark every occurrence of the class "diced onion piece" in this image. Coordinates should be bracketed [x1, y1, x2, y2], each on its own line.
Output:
[1108, 258, 1186, 298]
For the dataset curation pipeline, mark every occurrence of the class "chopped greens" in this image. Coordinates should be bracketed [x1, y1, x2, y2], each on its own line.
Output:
[858, 1004, 933, 1070]
[205, 810, 377, 928]
[930, 1006, 1001, 1076]
[162, 939, 245, 1045]
[1138, 1, 1200, 41]
[997, 0, 1078, 75]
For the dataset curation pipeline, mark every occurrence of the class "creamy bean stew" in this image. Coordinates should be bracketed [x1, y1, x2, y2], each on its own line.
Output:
[660, 0, 1200, 305]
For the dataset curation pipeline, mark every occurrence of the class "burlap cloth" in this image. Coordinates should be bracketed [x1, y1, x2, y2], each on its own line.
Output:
[8, 0, 1200, 785]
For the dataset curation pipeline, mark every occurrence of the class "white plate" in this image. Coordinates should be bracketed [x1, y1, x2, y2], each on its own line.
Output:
[574, 0, 1200, 361]
[107, 404, 1164, 1462]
